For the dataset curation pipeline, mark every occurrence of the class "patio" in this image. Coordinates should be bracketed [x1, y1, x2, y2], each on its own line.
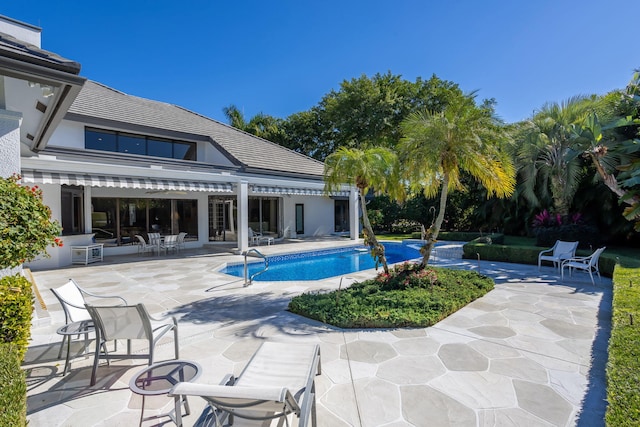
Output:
[24, 239, 611, 426]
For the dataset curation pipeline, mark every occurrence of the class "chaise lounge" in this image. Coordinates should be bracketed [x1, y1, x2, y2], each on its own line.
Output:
[170, 342, 321, 427]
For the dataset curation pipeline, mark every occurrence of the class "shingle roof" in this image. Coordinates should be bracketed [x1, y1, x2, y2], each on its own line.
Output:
[0, 30, 81, 75]
[67, 81, 325, 178]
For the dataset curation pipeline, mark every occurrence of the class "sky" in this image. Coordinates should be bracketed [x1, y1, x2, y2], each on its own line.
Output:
[2, 1, 639, 125]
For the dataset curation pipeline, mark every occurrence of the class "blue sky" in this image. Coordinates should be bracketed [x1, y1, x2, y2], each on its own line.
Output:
[2, 1, 638, 124]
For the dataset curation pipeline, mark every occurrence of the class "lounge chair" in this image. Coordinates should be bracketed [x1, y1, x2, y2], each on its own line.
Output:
[538, 240, 579, 270]
[176, 232, 187, 251]
[170, 342, 321, 427]
[85, 303, 179, 386]
[561, 247, 606, 285]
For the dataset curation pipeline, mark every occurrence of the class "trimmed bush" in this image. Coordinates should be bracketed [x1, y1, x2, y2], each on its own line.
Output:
[462, 241, 626, 277]
[0, 274, 34, 361]
[606, 266, 640, 426]
[288, 265, 493, 328]
[534, 224, 601, 248]
[0, 344, 27, 427]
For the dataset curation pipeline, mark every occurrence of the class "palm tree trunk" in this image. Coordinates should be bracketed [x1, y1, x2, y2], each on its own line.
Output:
[359, 190, 389, 274]
[420, 174, 450, 267]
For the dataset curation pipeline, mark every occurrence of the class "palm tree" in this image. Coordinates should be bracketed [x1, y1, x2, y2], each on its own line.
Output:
[222, 104, 247, 129]
[324, 147, 403, 274]
[399, 93, 515, 266]
[516, 96, 596, 216]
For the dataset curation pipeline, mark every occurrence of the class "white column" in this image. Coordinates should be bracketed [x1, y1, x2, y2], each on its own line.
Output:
[349, 186, 359, 240]
[0, 109, 22, 178]
[0, 109, 23, 277]
[84, 186, 92, 233]
[237, 180, 249, 252]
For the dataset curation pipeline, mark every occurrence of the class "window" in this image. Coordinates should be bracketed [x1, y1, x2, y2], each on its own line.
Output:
[85, 128, 196, 161]
[91, 197, 198, 245]
[61, 185, 84, 235]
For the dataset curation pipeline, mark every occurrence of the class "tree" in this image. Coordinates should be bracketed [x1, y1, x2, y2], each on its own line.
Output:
[323, 147, 403, 274]
[399, 93, 515, 266]
[515, 96, 596, 216]
[281, 73, 464, 161]
[222, 104, 286, 143]
[572, 71, 640, 230]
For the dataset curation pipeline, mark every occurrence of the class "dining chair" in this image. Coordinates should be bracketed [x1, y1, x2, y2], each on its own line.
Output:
[85, 303, 179, 386]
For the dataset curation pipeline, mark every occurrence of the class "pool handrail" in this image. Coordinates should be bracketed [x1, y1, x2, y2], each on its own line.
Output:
[243, 249, 269, 286]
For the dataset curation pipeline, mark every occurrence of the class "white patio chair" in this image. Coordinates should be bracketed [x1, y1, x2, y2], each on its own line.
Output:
[538, 240, 579, 270]
[248, 227, 261, 246]
[161, 234, 179, 254]
[50, 279, 127, 360]
[85, 303, 179, 386]
[176, 232, 187, 251]
[561, 246, 606, 285]
[135, 234, 156, 255]
[170, 342, 321, 427]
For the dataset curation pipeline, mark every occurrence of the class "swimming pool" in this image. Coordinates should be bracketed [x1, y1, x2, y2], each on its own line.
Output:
[221, 241, 423, 281]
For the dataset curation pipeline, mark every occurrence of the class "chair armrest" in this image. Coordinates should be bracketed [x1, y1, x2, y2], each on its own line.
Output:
[538, 248, 553, 256]
[79, 288, 127, 305]
[169, 382, 290, 403]
[147, 313, 178, 326]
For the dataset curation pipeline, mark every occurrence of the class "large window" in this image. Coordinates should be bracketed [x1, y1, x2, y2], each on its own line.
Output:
[91, 197, 198, 245]
[85, 128, 196, 161]
[248, 197, 279, 235]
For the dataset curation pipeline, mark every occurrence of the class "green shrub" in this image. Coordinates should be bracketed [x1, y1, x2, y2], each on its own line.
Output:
[462, 241, 625, 277]
[0, 174, 63, 268]
[0, 274, 34, 361]
[0, 344, 27, 427]
[288, 266, 493, 328]
[534, 224, 602, 248]
[606, 266, 640, 426]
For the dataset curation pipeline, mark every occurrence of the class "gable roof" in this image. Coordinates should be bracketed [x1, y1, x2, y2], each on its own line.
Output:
[66, 81, 326, 178]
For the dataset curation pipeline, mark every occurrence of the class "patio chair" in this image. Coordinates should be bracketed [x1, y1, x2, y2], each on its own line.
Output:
[248, 227, 261, 246]
[135, 234, 156, 255]
[161, 234, 179, 254]
[176, 232, 187, 251]
[50, 279, 127, 360]
[169, 342, 321, 427]
[85, 303, 179, 386]
[538, 240, 579, 270]
[561, 247, 606, 285]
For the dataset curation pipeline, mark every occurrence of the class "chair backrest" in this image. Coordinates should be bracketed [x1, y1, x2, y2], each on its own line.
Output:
[164, 235, 178, 244]
[134, 234, 147, 246]
[51, 279, 91, 323]
[589, 247, 606, 266]
[248, 227, 255, 238]
[554, 240, 578, 257]
[148, 232, 161, 244]
[85, 304, 152, 341]
[177, 232, 187, 243]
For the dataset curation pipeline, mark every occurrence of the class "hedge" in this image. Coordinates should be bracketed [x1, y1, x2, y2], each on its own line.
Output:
[462, 241, 622, 277]
[606, 266, 640, 426]
[0, 344, 27, 427]
[0, 274, 33, 427]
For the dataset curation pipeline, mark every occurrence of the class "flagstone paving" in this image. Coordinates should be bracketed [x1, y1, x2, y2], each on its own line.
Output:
[24, 240, 611, 426]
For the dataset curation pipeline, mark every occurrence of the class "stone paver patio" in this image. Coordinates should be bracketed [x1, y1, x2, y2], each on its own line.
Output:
[23, 239, 611, 426]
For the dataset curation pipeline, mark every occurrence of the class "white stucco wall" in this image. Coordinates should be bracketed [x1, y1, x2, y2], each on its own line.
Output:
[282, 195, 335, 237]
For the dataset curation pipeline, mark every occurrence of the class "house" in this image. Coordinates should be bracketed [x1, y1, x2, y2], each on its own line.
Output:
[0, 15, 358, 269]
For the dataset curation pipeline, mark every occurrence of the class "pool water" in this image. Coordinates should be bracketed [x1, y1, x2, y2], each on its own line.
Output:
[221, 241, 423, 281]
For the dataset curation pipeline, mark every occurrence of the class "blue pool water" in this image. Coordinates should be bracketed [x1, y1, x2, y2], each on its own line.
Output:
[221, 241, 423, 281]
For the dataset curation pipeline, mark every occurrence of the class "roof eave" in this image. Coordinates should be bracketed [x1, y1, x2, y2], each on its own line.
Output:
[0, 55, 86, 151]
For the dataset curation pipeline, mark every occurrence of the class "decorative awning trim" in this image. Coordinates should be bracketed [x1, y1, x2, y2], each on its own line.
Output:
[21, 170, 234, 193]
[250, 184, 349, 197]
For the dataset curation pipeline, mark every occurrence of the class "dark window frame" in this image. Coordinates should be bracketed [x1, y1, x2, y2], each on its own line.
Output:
[85, 127, 197, 161]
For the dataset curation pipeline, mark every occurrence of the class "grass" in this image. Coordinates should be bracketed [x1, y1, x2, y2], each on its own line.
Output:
[288, 263, 493, 328]
[606, 266, 640, 426]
